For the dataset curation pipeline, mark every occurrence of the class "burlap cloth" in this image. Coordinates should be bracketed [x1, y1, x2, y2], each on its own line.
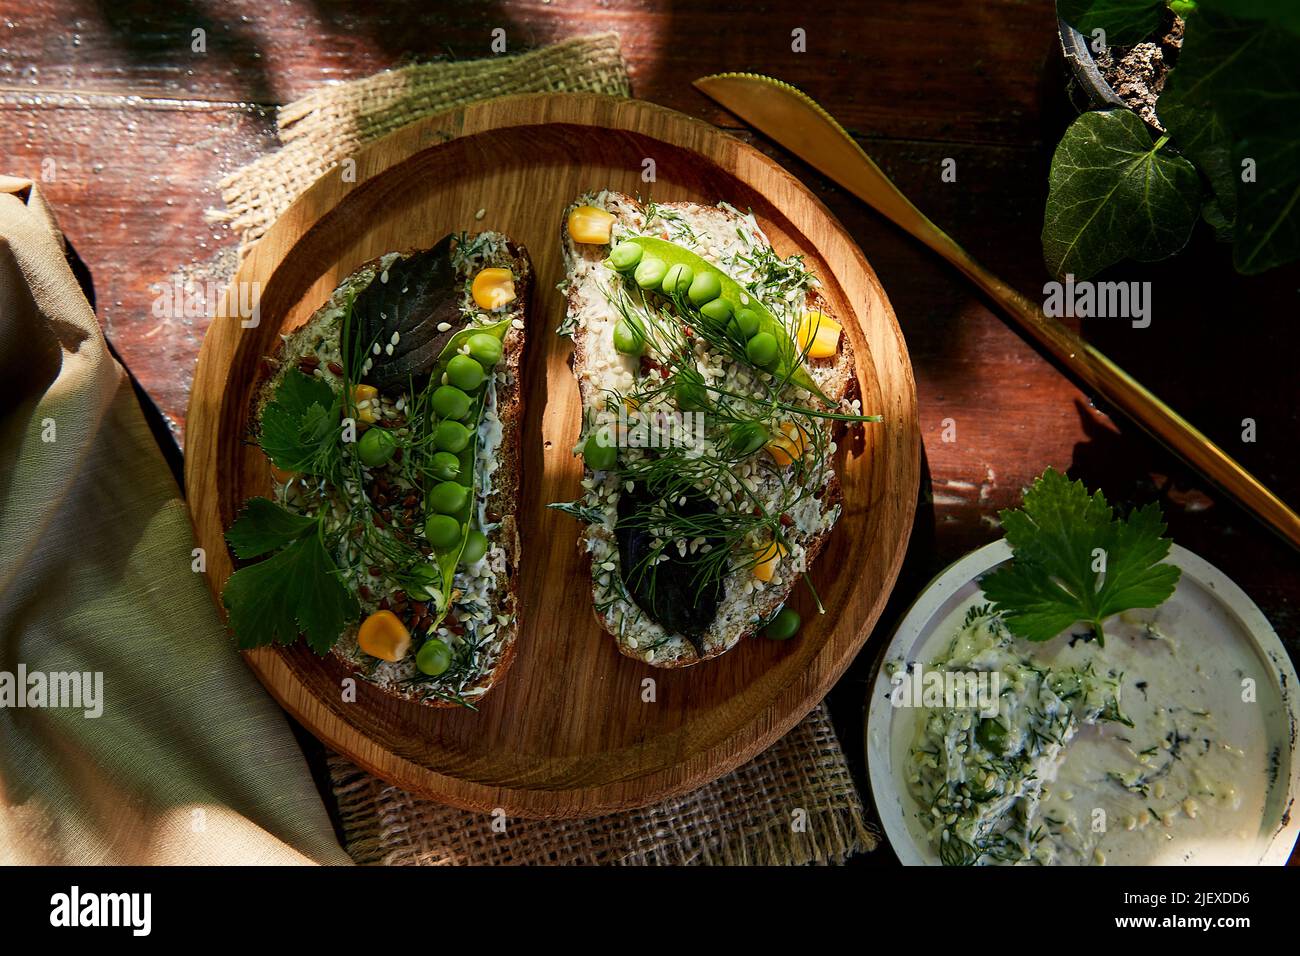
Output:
[218, 33, 876, 866]
[0, 175, 350, 865]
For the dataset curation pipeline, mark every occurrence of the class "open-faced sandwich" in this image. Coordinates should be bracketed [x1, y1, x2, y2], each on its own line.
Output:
[554, 192, 878, 667]
[221, 232, 528, 708]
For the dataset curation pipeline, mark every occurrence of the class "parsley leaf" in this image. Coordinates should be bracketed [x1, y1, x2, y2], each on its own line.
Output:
[980, 468, 1181, 645]
[226, 496, 318, 557]
[260, 369, 341, 475]
[221, 498, 358, 654]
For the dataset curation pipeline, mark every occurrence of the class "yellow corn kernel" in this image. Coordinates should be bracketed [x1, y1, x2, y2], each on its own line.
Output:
[352, 383, 379, 423]
[798, 311, 842, 359]
[766, 422, 809, 467]
[471, 267, 516, 310]
[357, 610, 411, 662]
[753, 541, 788, 582]
[567, 205, 616, 244]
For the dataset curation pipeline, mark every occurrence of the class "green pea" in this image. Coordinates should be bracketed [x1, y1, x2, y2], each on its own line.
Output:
[446, 354, 485, 391]
[357, 426, 397, 467]
[424, 514, 461, 549]
[699, 297, 733, 327]
[675, 377, 709, 412]
[663, 263, 693, 297]
[607, 241, 643, 272]
[633, 257, 667, 290]
[746, 331, 779, 368]
[428, 480, 468, 515]
[583, 426, 618, 471]
[430, 451, 461, 481]
[434, 419, 470, 453]
[762, 608, 801, 641]
[431, 385, 471, 420]
[728, 421, 768, 457]
[460, 528, 489, 565]
[622, 236, 825, 399]
[467, 333, 503, 367]
[416, 638, 453, 676]
[687, 270, 723, 306]
[612, 320, 645, 356]
[730, 307, 760, 340]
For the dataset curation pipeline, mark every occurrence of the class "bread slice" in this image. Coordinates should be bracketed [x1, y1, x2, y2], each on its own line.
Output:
[559, 191, 861, 667]
[248, 233, 528, 706]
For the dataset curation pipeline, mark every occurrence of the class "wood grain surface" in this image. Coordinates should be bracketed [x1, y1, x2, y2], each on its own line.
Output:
[183, 93, 920, 816]
[5, 0, 1296, 855]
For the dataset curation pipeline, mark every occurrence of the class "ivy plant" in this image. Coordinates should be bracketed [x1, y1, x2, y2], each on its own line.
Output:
[1045, 0, 1300, 278]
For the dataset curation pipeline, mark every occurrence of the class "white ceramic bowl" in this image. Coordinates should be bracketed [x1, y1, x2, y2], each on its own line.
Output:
[866, 540, 1300, 866]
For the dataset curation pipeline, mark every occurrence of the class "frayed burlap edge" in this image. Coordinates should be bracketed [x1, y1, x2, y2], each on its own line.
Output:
[328, 704, 877, 866]
[213, 32, 629, 250]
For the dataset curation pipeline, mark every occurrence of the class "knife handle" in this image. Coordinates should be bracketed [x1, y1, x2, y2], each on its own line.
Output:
[854, 168, 1300, 551]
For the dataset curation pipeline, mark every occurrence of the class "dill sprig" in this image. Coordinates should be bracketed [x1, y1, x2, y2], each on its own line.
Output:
[584, 250, 878, 606]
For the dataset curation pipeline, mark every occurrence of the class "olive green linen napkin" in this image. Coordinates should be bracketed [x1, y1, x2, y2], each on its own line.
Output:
[0, 175, 350, 865]
[218, 33, 876, 865]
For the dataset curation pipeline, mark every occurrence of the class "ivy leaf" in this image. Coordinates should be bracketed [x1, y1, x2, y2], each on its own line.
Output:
[221, 523, 358, 655]
[1042, 109, 1200, 280]
[1232, 133, 1300, 273]
[259, 368, 340, 474]
[226, 497, 318, 558]
[1158, 96, 1237, 241]
[980, 468, 1181, 644]
[1196, 0, 1300, 37]
[1161, 9, 1300, 273]
[1058, 0, 1166, 46]
[1161, 10, 1297, 148]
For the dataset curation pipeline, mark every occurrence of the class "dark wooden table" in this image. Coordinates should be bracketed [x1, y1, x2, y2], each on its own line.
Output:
[5, 0, 1297, 863]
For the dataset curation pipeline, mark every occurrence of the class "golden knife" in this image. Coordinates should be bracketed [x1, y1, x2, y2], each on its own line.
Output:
[694, 72, 1300, 552]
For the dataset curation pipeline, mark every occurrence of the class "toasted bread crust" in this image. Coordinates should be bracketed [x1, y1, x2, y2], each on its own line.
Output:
[562, 192, 861, 667]
[246, 237, 529, 706]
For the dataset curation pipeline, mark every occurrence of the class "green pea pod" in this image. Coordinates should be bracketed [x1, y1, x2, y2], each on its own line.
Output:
[421, 318, 511, 624]
[621, 236, 828, 401]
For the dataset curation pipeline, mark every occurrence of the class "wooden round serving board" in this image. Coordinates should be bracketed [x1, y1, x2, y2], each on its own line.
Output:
[186, 93, 920, 818]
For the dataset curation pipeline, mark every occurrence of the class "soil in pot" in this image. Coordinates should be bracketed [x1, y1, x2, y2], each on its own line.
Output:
[1093, 9, 1184, 130]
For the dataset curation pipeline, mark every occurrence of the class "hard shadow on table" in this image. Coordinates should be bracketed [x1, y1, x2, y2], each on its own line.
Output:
[1065, 397, 1300, 656]
[83, 0, 279, 103]
[833, 442, 940, 867]
[62, 237, 187, 489]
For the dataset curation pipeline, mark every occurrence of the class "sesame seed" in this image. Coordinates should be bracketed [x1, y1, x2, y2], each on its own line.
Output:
[390, 331, 400, 346]
[436, 322, 452, 332]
